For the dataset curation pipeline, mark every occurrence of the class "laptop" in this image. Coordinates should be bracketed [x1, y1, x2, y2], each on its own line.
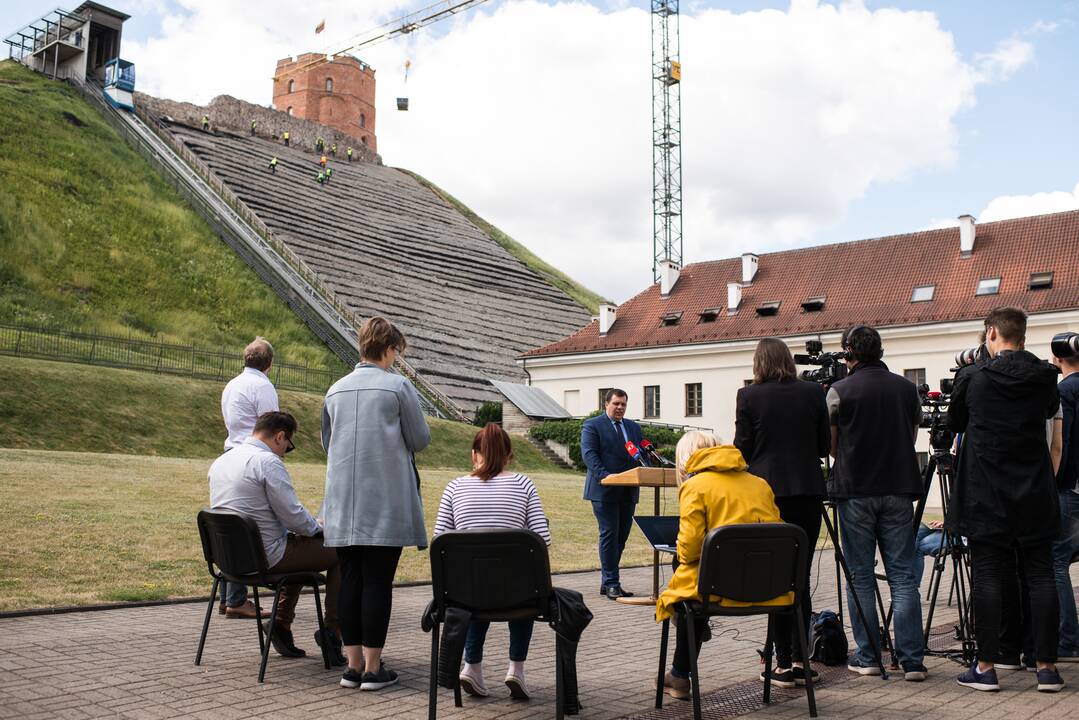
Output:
[634, 515, 680, 554]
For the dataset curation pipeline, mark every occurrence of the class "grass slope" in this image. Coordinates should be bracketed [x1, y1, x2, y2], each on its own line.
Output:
[0, 61, 342, 370]
[0, 355, 561, 471]
[402, 169, 608, 315]
[0, 449, 659, 611]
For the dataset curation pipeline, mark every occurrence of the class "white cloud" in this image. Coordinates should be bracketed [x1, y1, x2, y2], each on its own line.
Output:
[125, 0, 1040, 302]
[978, 182, 1079, 222]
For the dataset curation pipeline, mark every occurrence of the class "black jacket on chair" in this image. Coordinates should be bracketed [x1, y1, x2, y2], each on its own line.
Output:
[946, 349, 1061, 548]
[734, 378, 829, 498]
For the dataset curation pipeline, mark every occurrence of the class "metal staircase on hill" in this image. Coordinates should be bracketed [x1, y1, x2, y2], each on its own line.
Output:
[62, 73, 468, 421]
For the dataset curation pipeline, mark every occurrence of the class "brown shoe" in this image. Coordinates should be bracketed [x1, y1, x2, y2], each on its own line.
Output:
[225, 600, 258, 619]
[663, 671, 691, 700]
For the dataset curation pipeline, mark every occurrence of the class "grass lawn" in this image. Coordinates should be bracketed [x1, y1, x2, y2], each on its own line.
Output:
[0, 449, 677, 612]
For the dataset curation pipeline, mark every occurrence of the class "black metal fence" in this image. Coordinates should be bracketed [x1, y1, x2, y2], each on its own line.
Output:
[0, 323, 342, 394]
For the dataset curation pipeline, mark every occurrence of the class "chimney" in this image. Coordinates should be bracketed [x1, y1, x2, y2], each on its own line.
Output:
[659, 259, 681, 297]
[598, 304, 617, 335]
[958, 214, 976, 256]
[742, 253, 759, 284]
[727, 282, 742, 314]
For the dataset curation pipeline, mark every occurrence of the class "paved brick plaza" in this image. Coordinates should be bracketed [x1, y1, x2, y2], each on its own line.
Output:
[1, 556, 1076, 720]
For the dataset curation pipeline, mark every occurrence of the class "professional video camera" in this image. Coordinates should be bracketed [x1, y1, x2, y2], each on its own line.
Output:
[918, 378, 956, 451]
[793, 340, 848, 387]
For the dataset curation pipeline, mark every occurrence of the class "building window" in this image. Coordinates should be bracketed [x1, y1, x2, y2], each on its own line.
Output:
[361, 136, 368, 145]
[801, 296, 825, 312]
[698, 308, 719, 323]
[685, 383, 702, 417]
[598, 388, 613, 411]
[904, 368, 926, 388]
[287, 79, 295, 93]
[286, 106, 293, 116]
[1030, 271, 1054, 290]
[644, 386, 661, 418]
[325, 77, 333, 92]
[660, 312, 682, 327]
[360, 113, 366, 128]
[755, 301, 780, 317]
[976, 277, 1000, 296]
[563, 389, 580, 416]
[911, 284, 935, 302]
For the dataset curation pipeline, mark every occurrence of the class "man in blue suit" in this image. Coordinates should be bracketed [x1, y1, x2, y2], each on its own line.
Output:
[581, 388, 644, 600]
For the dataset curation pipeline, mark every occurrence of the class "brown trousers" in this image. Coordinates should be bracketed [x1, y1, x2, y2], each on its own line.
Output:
[268, 534, 340, 632]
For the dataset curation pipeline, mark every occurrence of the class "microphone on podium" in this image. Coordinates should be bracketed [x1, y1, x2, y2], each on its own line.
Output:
[640, 439, 676, 468]
[624, 440, 646, 466]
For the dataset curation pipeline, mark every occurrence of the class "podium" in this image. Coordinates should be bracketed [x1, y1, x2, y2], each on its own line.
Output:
[601, 466, 678, 605]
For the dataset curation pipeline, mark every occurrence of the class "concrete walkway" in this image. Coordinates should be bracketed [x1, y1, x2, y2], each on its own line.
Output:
[1, 554, 1075, 720]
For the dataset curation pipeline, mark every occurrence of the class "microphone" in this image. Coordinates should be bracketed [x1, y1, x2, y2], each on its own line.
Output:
[640, 439, 676, 468]
[624, 441, 646, 467]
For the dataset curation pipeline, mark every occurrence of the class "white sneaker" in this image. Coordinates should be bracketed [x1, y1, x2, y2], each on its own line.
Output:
[505, 671, 530, 700]
[459, 665, 489, 698]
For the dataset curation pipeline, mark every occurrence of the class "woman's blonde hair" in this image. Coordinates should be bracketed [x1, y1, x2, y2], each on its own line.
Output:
[674, 430, 719, 486]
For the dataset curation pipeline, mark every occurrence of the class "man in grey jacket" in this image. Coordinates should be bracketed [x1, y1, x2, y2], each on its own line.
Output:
[209, 411, 345, 665]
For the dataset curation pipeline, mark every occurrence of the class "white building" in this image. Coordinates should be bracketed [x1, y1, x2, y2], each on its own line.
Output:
[519, 210, 1079, 474]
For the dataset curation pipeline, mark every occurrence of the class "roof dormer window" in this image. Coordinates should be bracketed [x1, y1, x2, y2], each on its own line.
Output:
[755, 301, 780, 317]
[660, 312, 682, 327]
[911, 285, 935, 303]
[975, 277, 1001, 296]
[1030, 271, 1054, 290]
[801, 296, 825, 312]
[698, 308, 720, 323]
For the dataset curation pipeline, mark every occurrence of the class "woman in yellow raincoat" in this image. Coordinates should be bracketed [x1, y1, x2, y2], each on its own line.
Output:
[656, 432, 791, 700]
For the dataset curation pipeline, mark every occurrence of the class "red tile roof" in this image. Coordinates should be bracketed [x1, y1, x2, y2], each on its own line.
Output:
[523, 210, 1079, 358]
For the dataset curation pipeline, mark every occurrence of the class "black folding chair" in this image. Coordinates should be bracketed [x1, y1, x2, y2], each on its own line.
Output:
[426, 529, 566, 720]
[655, 523, 816, 720]
[194, 509, 331, 682]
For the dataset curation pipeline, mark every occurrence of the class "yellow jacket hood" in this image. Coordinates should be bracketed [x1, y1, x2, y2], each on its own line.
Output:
[684, 445, 748, 476]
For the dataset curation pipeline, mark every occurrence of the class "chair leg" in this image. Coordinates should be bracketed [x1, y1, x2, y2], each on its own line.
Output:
[795, 604, 818, 718]
[311, 581, 330, 670]
[428, 622, 440, 720]
[252, 587, 265, 656]
[454, 672, 463, 708]
[656, 617, 670, 709]
[762, 614, 774, 705]
[258, 588, 281, 684]
[555, 634, 565, 720]
[685, 613, 702, 720]
[195, 576, 220, 666]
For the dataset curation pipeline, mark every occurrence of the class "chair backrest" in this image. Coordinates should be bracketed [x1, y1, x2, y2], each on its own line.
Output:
[430, 529, 552, 614]
[696, 523, 807, 604]
[197, 509, 271, 579]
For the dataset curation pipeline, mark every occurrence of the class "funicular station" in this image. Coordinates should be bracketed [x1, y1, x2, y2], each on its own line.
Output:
[4, 2, 130, 87]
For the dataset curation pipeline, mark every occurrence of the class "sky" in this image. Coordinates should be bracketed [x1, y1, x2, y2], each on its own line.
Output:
[8, 0, 1079, 302]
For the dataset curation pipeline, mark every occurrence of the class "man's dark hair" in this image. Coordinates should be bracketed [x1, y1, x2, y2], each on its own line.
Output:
[842, 325, 883, 363]
[985, 306, 1027, 345]
[604, 388, 628, 404]
[254, 411, 296, 438]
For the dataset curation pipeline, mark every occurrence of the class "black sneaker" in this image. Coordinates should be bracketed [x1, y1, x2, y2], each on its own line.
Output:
[340, 667, 364, 689]
[759, 667, 797, 689]
[262, 622, 305, 658]
[1036, 668, 1064, 693]
[956, 664, 999, 692]
[902, 661, 928, 682]
[792, 665, 821, 686]
[314, 628, 347, 667]
[361, 663, 399, 691]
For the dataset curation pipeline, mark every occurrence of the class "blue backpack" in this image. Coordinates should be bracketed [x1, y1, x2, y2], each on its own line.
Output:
[809, 610, 848, 666]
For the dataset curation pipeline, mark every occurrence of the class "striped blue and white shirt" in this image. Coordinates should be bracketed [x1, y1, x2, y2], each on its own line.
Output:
[433, 472, 551, 545]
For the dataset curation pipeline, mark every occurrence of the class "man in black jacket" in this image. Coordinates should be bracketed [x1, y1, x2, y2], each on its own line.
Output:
[828, 325, 926, 680]
[947, 307, 1063, 693]
[1052, 335, 1079, 662]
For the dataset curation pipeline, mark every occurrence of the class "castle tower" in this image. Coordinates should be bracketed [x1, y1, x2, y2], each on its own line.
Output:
[272, 53, 377, 151]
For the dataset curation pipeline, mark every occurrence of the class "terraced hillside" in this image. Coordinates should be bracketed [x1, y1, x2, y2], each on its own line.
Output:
[160, 120, 593, 412]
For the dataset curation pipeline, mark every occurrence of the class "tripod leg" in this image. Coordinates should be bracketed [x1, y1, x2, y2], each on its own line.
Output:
[821, 507, 888, 679]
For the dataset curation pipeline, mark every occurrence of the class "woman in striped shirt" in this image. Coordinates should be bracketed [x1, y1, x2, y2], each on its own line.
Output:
[433, 423, 551, 701]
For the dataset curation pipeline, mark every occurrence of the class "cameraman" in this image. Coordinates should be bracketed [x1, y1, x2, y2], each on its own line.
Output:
[828, 325, 926, 680]
[946, 307, 1063, 692]
[1052, 333, 1079, 663]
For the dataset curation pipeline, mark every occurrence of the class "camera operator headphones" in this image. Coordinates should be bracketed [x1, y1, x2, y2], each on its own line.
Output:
[842, 325, 870, 360]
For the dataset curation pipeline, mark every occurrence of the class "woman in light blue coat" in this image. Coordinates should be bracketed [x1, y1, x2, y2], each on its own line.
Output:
[321, 316, 431, 691]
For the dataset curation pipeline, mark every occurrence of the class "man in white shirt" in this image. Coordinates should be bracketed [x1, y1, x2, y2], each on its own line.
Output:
[218, 337, 280, 616]
[208, 411, 345, 665]
[222, 337, 280, 451]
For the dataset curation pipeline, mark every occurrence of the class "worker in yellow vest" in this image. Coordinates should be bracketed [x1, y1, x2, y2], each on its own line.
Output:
[269, 157, 278, 174]
[202, 115, 210, 131]
[330, 142, 337, 156]
[250, 119, 258, 135]
[283, 130, 290, 147]
[346, 146, 353, 162]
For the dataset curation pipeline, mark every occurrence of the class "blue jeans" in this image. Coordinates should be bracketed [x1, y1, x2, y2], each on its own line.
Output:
[220, 581, 247, 608]
[592, 500, 636, 587]
[838, 495, 924, 666]
[915, 526, 948, 587]
[464, 620, 534, 663]
[1052, 491, 1079, 655]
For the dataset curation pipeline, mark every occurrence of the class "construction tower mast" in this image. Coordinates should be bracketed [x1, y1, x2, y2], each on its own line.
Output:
[651, 0, 682, 281]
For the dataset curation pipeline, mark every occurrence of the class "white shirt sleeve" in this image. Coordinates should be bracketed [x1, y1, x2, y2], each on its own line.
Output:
[261, 455, 320, 537]
[255, 381, 279, 416]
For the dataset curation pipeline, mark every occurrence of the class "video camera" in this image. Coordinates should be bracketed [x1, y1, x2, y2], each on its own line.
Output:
[918, 378, 955, 452]
[793, 340, 848, 387]
[1052, 332, 1079, 360]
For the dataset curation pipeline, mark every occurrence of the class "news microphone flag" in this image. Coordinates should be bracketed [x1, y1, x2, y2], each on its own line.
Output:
[625, 441, 646, 466]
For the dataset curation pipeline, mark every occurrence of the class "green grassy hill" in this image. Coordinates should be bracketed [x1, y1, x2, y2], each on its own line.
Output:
[0, 61, 342, 370]
[0, 355, 562, 472]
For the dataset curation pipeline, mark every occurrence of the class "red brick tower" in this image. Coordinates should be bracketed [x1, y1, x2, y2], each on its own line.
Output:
[272, 53, 377, 151]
